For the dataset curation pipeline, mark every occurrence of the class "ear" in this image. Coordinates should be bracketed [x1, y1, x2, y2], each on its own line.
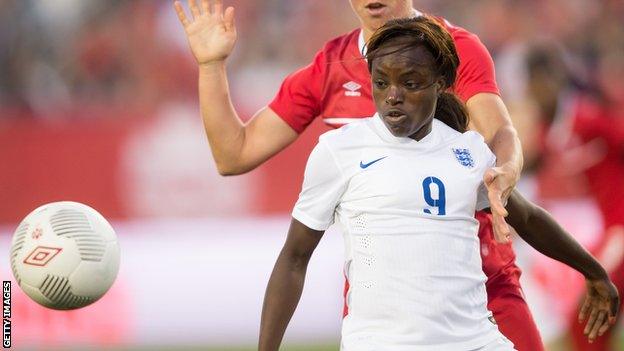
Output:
[435, 77, 446, 94]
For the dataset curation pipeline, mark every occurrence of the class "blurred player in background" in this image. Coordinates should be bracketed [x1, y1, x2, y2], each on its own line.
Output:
[175, 0, 550, 349]
[257, 17, 617, 350]
[546, 45, 624, 351]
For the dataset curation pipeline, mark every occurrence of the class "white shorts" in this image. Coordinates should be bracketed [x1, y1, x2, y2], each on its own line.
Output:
[473, 336, 516, 351]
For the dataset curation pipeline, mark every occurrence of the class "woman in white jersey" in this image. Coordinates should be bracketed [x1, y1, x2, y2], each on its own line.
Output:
[259, 17, 618, 351]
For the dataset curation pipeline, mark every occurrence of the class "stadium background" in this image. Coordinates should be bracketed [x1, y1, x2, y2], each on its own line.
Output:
[0, 0, 623, 349]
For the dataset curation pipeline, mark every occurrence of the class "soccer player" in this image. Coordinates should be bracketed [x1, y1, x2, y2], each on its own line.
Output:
[173, 1, 566, 349]
[564, 49, 624, 351]
[258, 17, 617, 350]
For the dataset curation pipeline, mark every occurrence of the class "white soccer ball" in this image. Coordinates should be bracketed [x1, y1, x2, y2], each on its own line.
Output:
[9, 201, 120, 310]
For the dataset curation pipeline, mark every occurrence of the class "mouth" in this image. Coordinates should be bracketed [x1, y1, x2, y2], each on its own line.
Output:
[383, 109, 407, 125]
[365, 2, 387, 16]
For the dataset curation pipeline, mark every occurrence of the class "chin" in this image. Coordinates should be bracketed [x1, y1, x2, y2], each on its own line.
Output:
[366, 17, 390, 30]
[385, 124, 410, 138]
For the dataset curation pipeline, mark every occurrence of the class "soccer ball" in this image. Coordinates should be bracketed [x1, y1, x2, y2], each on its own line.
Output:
[9, 201, 120, 310]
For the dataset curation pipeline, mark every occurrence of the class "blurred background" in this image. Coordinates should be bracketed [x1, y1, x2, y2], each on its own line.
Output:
[1, 0, 623, 350]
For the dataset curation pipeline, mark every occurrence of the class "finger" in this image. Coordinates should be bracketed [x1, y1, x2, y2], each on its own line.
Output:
[584, 307, 599, 335]
[224, 6, 235, 32]
[201, 0, 210, 14]
[500, 187, 512, 204]
[189, 0, 201, 19]
[488, 194, 509, 218]
[598, 315, 612, 336]
[492, 212, 511, 243]
[174, 1, 191, 27]
[214, 0, 224, 16]
[579, 295, 591, 322]
[588, 310, 607, 341]
[483, 169, 498, 185]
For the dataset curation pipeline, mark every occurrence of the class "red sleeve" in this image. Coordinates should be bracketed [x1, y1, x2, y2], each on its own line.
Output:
[268, 50, 326, 134]
[452, 30, 500, 103]
[573, 101, 624, 151]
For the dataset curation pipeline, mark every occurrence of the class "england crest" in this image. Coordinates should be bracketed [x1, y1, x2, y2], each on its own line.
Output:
[452, 148, 475, 168]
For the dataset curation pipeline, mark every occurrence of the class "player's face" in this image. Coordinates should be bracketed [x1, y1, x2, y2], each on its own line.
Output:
[371, 42, 444, 140]
[349, 0, 414, 32]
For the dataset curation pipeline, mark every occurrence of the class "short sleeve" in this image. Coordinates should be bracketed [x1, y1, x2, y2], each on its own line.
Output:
[292, 140, 347, 231]
[476, 145, 497, 211]
[453, 30, 500, 103]
[268, 50, 326, 134]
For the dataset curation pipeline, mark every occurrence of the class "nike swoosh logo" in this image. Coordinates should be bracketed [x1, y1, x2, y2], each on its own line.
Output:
[360, 156, 387, 169]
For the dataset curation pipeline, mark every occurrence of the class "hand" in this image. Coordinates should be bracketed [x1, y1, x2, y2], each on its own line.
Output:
[579, 278, 620, 343]
[483, 164, 518, 243]
[174, 0, 237, 66]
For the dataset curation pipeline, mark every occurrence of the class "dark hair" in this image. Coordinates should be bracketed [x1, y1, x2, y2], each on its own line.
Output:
[365, 16, 469, 132]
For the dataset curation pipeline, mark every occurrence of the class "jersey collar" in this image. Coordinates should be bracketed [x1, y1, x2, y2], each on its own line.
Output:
[370, 113, 441, 147]
[358, 9, 424, 57]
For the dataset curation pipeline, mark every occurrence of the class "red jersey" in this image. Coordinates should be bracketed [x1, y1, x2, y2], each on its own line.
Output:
[573, 97, 624, 228]
[269, 18, 499, 133]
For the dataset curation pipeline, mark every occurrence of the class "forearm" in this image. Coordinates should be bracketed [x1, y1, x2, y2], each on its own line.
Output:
[259, 250, 309, 351]
[516, 205, 607, 280]
[198, 62, 247, 173]
[489, 124, 523, 178]
[466, 93, 523, 179]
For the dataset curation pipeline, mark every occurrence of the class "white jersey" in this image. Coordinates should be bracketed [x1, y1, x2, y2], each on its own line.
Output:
[293, 115, 504, 350]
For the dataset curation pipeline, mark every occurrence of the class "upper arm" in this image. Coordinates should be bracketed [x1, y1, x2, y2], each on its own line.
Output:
[452, 31, 514, 145]
[268, 50, 325, 134]
[292, 139, 347, 231]
[453, 31, 499, 103]
[466, 93, 514, 145]
[231, 51, 326, 175]
[281, 218, 325, 263]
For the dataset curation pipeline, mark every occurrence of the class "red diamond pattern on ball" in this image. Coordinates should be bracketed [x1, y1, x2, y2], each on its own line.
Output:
[23, 246, 63, 266]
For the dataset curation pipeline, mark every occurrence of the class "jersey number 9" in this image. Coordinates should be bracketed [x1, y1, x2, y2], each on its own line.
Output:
[422, 176, 446, 215]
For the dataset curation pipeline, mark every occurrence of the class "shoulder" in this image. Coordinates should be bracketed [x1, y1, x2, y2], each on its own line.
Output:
[432, 16, 483, 49]
[434, 119, 463, 141]
[460, 130, 489, 149]
[455, 130, 495, 168]
[435, 120, 493, 163]
[319, 29, 361, 60]
[319, 116, 375, 146]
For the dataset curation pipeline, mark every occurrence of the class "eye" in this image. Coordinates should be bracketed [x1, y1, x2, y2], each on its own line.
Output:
[374, 79, 388, 89]
[404, 81, 423, 90]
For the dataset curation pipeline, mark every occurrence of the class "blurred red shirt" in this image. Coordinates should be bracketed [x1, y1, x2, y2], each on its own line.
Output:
[572, 96, 624, 228]
[269, 17, 499, 133]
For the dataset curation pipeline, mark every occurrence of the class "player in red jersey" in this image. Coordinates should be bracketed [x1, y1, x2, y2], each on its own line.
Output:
[173, 0, 616, 348]
[565, 49, 624, 351]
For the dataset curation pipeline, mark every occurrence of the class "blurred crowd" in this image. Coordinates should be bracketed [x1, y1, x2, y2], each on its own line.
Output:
[1, 0, 623, 181]
[0, 0, 357, 119]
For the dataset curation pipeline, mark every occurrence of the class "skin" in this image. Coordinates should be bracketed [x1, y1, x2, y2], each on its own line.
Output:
[370, 41, 445, 140]
[174, 0, 521, 242]
[258, 37, 618, 350]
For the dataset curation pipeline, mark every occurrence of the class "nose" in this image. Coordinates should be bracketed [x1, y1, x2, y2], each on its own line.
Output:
[385, 85, 403, 105]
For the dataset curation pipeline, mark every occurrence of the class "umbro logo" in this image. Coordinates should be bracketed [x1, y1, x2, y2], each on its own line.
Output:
[343, 81, 362, 97]
[360, 156, 387, 169]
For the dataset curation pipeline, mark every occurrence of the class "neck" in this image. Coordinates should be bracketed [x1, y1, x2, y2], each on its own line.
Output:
[409, 118, 434, 141]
